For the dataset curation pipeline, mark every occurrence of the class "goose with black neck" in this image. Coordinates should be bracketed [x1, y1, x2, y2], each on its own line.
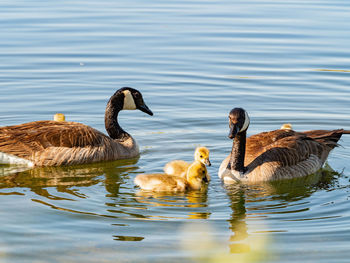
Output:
[0, 87, 153, 167]
[219, 107, 350, 183]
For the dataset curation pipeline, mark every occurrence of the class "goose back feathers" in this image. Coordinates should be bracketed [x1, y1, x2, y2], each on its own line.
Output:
[0, 87, 153, 167]
[219, 108, 350, 183]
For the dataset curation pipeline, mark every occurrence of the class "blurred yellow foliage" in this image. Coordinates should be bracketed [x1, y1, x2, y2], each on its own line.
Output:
[181, 221, 273, 263]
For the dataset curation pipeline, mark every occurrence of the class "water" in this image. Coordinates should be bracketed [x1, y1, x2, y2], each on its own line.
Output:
[1, 0, 350, 262]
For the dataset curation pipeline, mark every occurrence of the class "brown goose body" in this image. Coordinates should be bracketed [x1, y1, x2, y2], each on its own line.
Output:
[219, 108, 350, 183]
[0, 87, 153, 167]
[0, 121, 138, 167]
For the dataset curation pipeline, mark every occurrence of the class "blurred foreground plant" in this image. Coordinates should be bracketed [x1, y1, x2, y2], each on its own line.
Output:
[181, 221, 274, 263]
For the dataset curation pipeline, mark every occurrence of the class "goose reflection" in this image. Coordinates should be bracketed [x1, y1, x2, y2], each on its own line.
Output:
[0, 158, 139, 200]
[225, 184, 250, 253]
[224, 165, 341, 255]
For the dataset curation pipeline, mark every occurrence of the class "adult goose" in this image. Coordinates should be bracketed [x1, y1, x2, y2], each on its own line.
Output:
[218, 107, 350, 183]
[0, 87, 153, 167]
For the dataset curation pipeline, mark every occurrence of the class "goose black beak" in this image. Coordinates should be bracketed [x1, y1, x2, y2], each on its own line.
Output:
[203, 176, 209, 183]
[138, 104, 153, 116]
[228, 124, 239, 139]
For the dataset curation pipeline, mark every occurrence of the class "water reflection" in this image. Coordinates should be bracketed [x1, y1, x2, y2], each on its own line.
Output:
[0, 159, 139, 200]
[224, 166, 341, 254]
[113, 235, 144, 242]
[226, 186, 250, 253]
[187, 190, 210, 220]
[134, 187, 210, 220]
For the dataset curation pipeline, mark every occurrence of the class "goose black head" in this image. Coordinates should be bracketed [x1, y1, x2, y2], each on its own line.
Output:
[114, 87, 153, 116]
[228, 107, 250, 139]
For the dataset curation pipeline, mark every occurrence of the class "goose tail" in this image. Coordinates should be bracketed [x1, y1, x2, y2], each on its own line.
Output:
[305, 129, 346, 149]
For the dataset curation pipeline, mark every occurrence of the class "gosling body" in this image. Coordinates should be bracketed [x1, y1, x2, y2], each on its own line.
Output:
[54, 113, 66, 122]
[163, 147, 211, 178]
[219, 108, 350, 183]
[280, 123, 292, 130]
[135, 161, 209, 192]
[0, 87, 153, 167]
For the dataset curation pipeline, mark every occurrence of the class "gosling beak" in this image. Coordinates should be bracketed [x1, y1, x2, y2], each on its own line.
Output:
[204, 159, 211, 166]
[228, 124, 239, 139]
[138, 103, 153, 116]
[203, 176, 209, 183]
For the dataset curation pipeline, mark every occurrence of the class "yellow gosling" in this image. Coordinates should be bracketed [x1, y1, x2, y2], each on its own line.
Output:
[54, 113, 66, 122]
[163, 147, 211, 179]
[280, 123, 292, 130]
[134, 161, 209, 192]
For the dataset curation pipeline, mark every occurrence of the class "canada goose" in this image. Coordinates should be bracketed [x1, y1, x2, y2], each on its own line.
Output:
[134, 161, 209, 192]
[280, 123, 292, 130]
[218, 107, 350, 183]
[163, 147, 211, 179]
[54, 113, 66, 122]
[0, 87, 153, 167]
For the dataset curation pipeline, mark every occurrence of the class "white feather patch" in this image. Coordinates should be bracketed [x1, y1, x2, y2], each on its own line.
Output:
[0, 152, 34, 167]
[241, 110, 250, 132]
[218, 168, 248, 183]
[164, 166, 174, 175]
[122, 90, 137, 110]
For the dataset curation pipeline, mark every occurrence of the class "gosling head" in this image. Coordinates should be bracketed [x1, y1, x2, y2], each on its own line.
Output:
[186, 161, 209, 190]
[54, 113, 66, 122]
[109, 87, 153, 116]
[280, 123, 292, 130]
[194, 147, 211, 166]
[228, 107, 250, 139]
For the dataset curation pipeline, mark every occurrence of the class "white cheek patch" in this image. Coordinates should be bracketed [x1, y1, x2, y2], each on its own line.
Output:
[241, 111, 250, 132]
[122, 90, 137, 110]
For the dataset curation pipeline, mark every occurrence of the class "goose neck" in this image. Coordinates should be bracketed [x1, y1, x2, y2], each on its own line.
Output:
[104, 98, 130, 140]
[229, 131, 247, 173]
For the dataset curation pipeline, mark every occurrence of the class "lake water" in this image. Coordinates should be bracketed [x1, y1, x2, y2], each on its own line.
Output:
[1, 0, 350, 262]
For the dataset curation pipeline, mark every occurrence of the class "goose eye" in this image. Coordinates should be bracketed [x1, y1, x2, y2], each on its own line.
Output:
[133, 93, 141, 100]
[200, 155, 203, 158]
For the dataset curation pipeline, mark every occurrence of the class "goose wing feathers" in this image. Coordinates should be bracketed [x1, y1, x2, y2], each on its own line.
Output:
[0, 121, 106, 160]
[303, 129, 344, 147]
[245, 130, 326, 168]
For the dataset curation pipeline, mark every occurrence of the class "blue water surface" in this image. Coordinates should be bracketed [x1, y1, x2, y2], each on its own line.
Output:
[1, 1, 350, 262]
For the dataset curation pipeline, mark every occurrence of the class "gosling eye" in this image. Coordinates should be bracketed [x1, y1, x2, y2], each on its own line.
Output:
[200, 155, 203, 158]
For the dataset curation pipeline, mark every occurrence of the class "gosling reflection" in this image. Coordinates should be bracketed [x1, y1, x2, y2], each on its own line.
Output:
[134, 187, 210, 220]
[225, 166, 341, 254]
[187, 190, 210, 219]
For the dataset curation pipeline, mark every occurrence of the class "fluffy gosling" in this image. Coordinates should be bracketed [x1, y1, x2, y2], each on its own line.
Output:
[280, 123, 292, 130]
[163, 147, 211, 180]
[134, 161, 209, 192]
[54, 113, 66, 122]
